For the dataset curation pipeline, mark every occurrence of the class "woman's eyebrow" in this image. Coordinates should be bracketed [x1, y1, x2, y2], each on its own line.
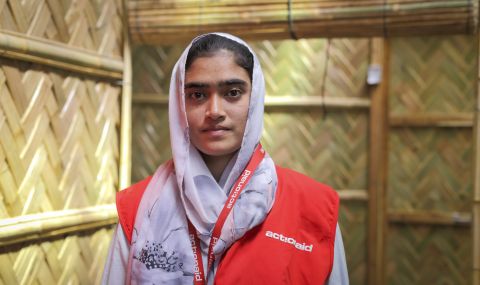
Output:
[218, 79, 247, 87]
[185, 82, 209, 89]
[185, 79, 247, 89]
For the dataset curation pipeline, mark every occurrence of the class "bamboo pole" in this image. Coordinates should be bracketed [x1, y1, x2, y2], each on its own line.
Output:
[132, 94, 372, 109]
[388, 210, 472, 226]
[119, 0, 133, 190]
[0, 204, 117, 247]
[128, 0, 478, 44]
[368, 38, 389, 285]
[389, 113, 474, 128]
[0, 31, 123, 79]
[337, 190, 369, 201]
[473, 34, 480, 285]
[265, 96, 370, 109]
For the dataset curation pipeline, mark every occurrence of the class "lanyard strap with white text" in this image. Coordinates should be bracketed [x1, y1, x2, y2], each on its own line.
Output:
[187, 143, 266, 285]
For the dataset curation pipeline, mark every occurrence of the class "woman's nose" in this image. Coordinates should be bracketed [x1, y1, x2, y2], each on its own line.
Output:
[206, 94, 225, 120]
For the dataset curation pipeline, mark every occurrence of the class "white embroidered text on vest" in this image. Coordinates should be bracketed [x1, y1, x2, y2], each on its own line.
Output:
[265, 231, 313, 252]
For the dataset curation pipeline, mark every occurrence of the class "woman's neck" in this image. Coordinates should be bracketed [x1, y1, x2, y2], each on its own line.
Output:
[201, 152, 235, 182]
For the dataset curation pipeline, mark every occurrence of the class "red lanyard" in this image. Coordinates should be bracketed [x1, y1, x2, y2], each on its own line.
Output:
[187, 144, 266, 285]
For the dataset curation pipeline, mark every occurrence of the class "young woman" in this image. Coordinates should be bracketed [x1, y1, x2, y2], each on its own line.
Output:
[102, 33, 348, 284]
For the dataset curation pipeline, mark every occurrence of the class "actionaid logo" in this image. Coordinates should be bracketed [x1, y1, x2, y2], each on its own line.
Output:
[189, 234, 203, 282]
[226, 169, 251, 209]
[265, 231, 313, 252]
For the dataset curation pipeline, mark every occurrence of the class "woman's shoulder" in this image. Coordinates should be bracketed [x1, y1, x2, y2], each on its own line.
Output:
[275, 165, 335, 190]
[275, 165, 339, 202]
[117, 176, 153, 212]
[273, 165, 339, 237]
[117, 160, 174, 212]
[116, 176, 153, 244]
[116, 160, 174, 243]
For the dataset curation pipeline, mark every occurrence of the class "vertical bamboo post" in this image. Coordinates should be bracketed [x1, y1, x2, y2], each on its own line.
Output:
[119, 0, 132, 189]
[473, 35, 480, 285]
[368, 38, 389, 285]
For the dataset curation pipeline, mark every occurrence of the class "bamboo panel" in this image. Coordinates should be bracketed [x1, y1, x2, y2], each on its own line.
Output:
[131, 105, 171, 183]
[128, 0, 479, 44]
[387, 224, 471, 285]
[387, 35, 475, 214]
[251, 38, 370, 98]
[0, 227, 114, 285]
[0, 57, 120, 218]
[0, 0, 124, 57]
[339, 202, 367, 285]
[474, 35, 480, 285]
[132, 38, 370, 98]
[262, 110, 369, 190]
[386, 34, 476, 285]
[388, 128, 473, 212]
[0, 0, 124, 283]
[132, 44, 185, 95]
[390, 35, 476, 116]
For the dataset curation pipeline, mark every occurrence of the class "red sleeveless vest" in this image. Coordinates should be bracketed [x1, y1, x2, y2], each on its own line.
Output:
[116, 166, 339, 284]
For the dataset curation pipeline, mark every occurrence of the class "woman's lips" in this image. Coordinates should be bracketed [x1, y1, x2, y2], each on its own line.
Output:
[202, 127, 230, 138]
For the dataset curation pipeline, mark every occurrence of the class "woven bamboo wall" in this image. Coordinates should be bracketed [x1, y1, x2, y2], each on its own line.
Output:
[0, 58, 120, 216]
[132, 38, 371, 285]
[0, 228, 113, 284]
[0, 0, 123, 57]
[0, 0, 123, 284]
[387, 35, 476, 285]
[131, 34, 478, 284]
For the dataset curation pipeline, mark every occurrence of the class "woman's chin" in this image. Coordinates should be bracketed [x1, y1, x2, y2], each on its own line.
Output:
[198, 144, 240, 159]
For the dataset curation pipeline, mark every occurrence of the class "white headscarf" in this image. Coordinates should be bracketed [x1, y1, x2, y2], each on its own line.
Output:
[127, 33, 278, 284]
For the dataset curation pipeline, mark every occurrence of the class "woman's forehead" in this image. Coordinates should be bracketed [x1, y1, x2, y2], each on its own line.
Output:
[185, 52, 250, 83]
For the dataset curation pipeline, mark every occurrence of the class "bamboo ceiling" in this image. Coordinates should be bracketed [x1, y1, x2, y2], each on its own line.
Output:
[128, 0, 479, 44]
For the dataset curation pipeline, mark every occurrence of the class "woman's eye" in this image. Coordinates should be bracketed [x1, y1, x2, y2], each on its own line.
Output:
[187, 92, 206, 101]
[226, 89, 242, 98]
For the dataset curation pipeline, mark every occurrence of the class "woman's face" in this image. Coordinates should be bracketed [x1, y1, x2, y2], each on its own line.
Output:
[184, 49, 251, 159]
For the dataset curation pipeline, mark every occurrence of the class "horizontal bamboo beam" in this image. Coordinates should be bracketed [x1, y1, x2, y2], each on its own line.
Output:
[0, 31, 123, 79]
[388, 210, 472, 226]
[338, 189, 369, 201]
[0, 204, 117, 247]
[132, 96, 168, 105]
[390, 113, 474, 127]
[128, 0, 479, 44]
[132, 94, 371, 109]
[265, 96, 370, 109]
